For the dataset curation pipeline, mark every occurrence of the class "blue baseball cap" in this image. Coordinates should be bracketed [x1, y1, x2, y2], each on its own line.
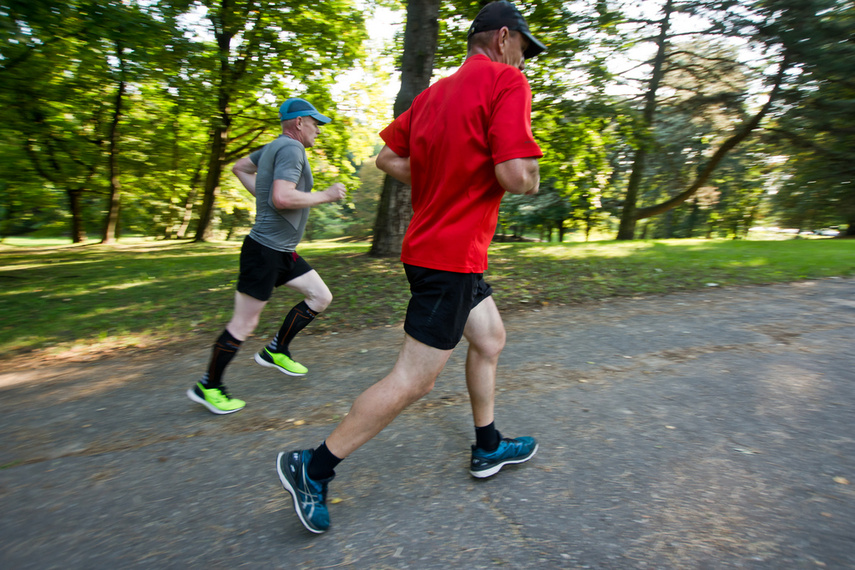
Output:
[278, 98, 331, 124]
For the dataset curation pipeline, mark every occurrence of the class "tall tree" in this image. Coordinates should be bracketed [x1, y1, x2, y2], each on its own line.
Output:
[0, 0, 184, 243]
[1, 1, 110, 242]
[370, 0, 441, 257]
[97, 2, 176, 243]
[610, 0, 855, 239]
[101, 37, 127, 244]
[765, 0, 855, 236]
[614, 0, 673, 240]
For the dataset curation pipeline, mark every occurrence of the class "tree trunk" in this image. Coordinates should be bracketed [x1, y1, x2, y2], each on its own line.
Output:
[371, 175, 412, 256]
[176, 166, 202, 239]
[67, 188, 86, 243]
[684, 199, 699, 237]
[616, 0, 673, 240]
[370, 0, 441, 257]
[194, 123, 228, 242]
[194, 8, 234, 243]
[22, 112, 96, 245]
[102, 41, 126, 244]
[0, 183, 12, 240]
[662, 209, 674, 238]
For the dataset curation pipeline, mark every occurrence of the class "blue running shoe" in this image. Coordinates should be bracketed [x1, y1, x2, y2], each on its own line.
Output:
[470, 435, 538, 478]
[277, 450, 333, 533]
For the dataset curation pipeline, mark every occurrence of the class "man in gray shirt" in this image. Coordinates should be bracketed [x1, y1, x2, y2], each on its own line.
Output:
[187, 98, 346, 415]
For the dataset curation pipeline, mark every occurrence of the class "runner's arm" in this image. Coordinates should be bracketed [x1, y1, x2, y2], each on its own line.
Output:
[495, 157, 540, 195]
[271, 179, 347, 210]
[233, 156, 258, 196]
[375, 145, 411, 186]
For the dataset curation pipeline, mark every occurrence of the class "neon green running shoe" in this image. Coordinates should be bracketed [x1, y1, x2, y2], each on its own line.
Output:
[186, 382, 246, 415]
[254, 348, 308, 376]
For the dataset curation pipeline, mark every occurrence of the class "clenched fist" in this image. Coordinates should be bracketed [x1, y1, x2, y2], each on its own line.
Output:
[324, 183, 347, 203]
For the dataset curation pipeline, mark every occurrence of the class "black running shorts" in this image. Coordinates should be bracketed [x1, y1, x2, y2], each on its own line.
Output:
[237, 235, 313, 301]
[403, 264, 493, 350]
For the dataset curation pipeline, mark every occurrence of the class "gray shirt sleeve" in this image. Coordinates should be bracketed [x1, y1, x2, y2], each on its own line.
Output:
[272, 143, 305, 185]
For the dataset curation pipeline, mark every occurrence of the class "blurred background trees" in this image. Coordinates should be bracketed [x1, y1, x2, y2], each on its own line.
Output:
[1, 0, 852, 245]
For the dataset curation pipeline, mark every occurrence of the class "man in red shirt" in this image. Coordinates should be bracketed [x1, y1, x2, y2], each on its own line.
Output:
[277, 1, 546, 533]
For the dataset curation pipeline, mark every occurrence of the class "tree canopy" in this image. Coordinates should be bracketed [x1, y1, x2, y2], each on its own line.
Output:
[1, 0, 851, 244]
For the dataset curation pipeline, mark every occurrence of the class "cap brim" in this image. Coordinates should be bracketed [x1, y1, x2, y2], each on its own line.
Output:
[310, 112, 332, 125]
[521, 31, 546, 59]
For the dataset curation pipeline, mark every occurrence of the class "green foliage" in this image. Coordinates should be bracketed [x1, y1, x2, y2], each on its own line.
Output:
[0, 0, 369, 242]
[764, 0, 855, 233]
[0, 0, 197, 240]
[1, 0, 852, 245]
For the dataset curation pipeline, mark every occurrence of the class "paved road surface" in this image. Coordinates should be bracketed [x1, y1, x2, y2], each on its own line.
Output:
[1, 278, 853, 568]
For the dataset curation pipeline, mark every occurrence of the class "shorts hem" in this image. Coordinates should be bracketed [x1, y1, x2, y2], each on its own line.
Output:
[236, 285, 272, 302]
[404, 324, 459, 351]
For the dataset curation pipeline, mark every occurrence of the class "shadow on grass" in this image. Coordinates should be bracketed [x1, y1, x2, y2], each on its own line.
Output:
[1, 238, 853, 357]
[0, 240, 408, 356]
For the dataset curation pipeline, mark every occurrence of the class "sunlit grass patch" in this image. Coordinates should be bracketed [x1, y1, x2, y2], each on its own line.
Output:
[1, 236, 853, 359]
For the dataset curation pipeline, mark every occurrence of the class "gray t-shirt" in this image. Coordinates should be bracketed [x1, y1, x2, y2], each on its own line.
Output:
[247, 136, 313, 252]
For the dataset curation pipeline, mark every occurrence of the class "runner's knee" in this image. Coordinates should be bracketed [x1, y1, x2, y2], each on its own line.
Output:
[306, 286, 333, 312]
[403, 375, 436, 402]
[228, 313, 260, 339]
[472, 327, 506, 361]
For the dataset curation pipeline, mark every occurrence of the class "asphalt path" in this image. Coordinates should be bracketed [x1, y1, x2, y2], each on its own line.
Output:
[1, 277, 854, 569]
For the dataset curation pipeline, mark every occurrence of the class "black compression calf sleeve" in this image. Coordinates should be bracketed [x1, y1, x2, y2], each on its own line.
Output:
[203, 329, 242, 388]
[275, 301, 318, 356]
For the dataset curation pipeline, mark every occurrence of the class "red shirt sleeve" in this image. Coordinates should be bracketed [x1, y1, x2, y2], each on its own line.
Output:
[489, 68, 542, 164]
[379, 107, 413, 158]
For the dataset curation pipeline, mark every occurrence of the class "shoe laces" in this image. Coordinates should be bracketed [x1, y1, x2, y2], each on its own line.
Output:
[481, 437, 520, 459]
[499, 437, 523, 452]
[215, 385, 234, 400]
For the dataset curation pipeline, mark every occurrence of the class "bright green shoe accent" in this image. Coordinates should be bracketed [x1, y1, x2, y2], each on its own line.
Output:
[187, 383, 246, 415]
[255, 348, 308, 376]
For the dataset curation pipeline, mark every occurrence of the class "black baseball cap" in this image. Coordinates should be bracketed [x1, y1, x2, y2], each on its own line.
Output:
[467, 1, 546, 60]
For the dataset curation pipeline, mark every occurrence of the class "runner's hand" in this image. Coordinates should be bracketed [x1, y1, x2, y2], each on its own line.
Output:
[324, 183, 347, 203]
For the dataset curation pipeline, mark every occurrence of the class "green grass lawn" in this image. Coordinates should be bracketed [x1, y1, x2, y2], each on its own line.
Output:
[1, 237, 853, 359]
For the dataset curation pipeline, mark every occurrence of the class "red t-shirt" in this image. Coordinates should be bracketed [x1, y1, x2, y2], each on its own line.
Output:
[380, 54, 543, 273]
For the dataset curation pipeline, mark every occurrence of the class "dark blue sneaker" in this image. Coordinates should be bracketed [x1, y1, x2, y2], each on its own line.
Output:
[277, 450, 333, 533]
[470, 435, 538, 478]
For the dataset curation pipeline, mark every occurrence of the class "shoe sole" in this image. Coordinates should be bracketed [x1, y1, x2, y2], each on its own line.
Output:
[254, 352, 307, 376]
[470, 443, 539, 479]
[186, 388, 244, 415]
[276, 452, 326, 534]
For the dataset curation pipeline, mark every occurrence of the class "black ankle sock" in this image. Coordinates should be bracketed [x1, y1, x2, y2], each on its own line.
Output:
[273, 301, 318, 356]
[203, 329, 242, 388]
[308, 441, 341, 480]
[475, 422, 500, 452]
